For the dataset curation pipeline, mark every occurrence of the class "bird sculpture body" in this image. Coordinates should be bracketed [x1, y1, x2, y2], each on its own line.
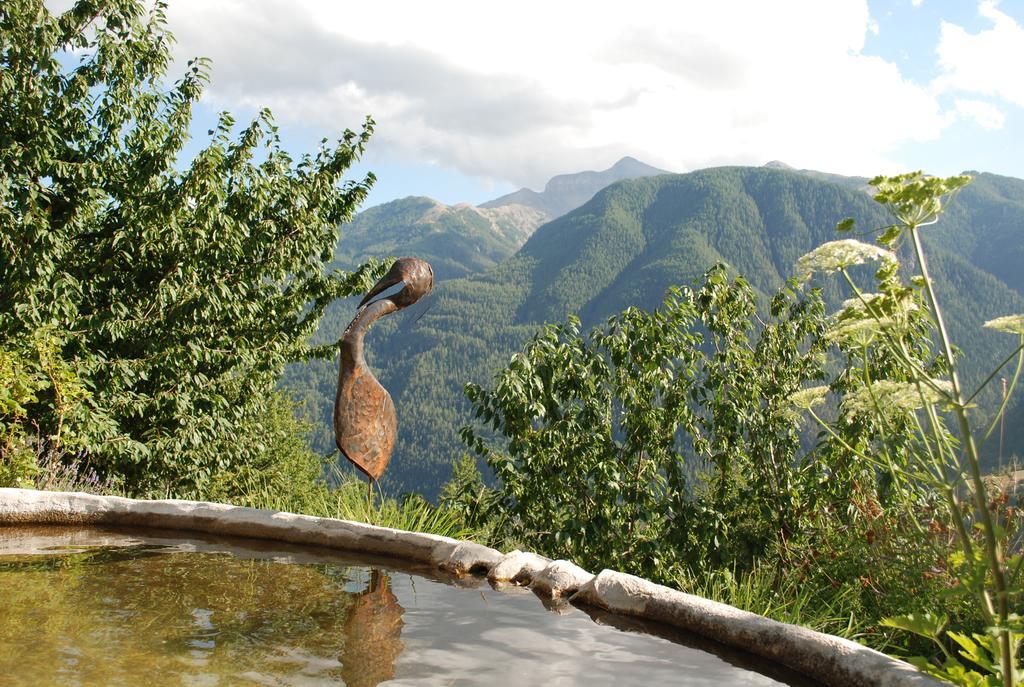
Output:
[334, 258, 433, 485]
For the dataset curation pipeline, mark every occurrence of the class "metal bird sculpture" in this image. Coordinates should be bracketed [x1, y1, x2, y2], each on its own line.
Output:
[334, 258, 434, 491]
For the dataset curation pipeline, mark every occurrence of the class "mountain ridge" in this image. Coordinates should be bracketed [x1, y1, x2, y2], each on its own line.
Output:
[332, 195, 546, 281]
[331, 156, 670, 283]
[479, 156, 669, 218]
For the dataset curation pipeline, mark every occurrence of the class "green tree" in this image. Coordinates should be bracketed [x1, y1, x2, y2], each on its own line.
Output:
[1, 0, 379, 494]
[461, 265, 830, 578]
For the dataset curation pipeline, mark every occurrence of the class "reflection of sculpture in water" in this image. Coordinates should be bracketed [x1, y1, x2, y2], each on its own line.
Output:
[334, 258, 434, 493]
[339, 569, 405, 687]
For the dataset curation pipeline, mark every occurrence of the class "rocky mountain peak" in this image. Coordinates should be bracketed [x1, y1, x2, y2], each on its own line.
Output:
[480, 156, 669, 219]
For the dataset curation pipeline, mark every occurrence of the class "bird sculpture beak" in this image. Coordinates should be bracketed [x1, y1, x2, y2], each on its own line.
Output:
[359, 274, 405, 308]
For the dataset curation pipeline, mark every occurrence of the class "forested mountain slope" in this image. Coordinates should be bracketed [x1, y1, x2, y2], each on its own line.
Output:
[930, 171, 1024, 295]
[286, 166, 1024, 497]
[331, 196, 545, 281]
[330, 156, 670, 284]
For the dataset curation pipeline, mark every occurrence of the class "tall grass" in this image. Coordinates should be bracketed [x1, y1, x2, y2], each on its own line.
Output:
[217, 462, 488, 543]
[675, 565, 874, 643]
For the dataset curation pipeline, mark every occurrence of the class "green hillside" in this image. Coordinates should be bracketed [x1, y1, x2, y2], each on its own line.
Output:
[285, 166, 1024, 496]
[328, 156, 671, 284]
[929, 172, 1024, 295]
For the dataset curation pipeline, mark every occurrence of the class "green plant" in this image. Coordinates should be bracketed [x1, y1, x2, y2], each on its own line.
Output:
[794, 173, 1023, 686]
[461, 265, 831, 580]
[1, 326, 95, 487]
[438, 454, 508, 544]
[1, 0, 380, 495]
[0, 340, 45, 487]
[205, 392, 327, 507]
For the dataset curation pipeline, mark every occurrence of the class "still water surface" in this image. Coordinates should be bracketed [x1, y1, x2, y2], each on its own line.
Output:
[0, 526, 818, 686]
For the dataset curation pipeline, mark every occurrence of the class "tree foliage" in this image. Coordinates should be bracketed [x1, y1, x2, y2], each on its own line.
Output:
[461, 265, 830, 577]
[1, 0, 379, 494]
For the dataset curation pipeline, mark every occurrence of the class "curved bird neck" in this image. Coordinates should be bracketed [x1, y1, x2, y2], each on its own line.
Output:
[340, 299, 399, 367]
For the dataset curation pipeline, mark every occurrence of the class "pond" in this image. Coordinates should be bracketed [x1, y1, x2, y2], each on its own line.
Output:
[0, 526, 818, 686]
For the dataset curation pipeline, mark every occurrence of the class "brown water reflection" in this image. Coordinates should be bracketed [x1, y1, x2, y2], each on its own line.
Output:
[342, 569, 405, 687]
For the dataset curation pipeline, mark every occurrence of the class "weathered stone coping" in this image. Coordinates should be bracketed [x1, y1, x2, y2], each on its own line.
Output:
[0, 489, 941, 687]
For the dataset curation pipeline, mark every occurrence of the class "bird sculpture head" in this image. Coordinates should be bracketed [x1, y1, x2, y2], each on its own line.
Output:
[359, 257, 434, 311]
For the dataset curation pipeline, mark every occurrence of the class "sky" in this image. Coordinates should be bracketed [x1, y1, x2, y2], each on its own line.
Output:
[70, 0, 1024, 207]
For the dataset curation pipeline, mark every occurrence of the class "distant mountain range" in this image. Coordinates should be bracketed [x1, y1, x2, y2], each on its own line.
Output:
[285, 163, 1024, 497]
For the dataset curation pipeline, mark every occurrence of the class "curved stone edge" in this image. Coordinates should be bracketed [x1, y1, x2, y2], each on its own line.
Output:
[0, 488, 483, 571]
[571, 570, 943, 687]
[487, 549, 551, 584]
[0, 489, 943, 687]
[529, 559, 594, 598]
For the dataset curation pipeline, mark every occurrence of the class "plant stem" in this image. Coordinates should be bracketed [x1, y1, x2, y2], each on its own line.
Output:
[909, 225, 1013, 686]
[965, 341, 1024, 406]
[981, 340, 1023, 445]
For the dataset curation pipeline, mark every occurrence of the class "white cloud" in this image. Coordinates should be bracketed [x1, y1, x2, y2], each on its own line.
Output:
[934, 1, 1024, 106]
[158, 0, 951, 187]
[954, 99, 1006, 129]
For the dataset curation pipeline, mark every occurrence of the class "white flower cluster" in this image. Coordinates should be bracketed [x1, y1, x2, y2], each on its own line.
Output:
[826, 293, 918, 346]
[842, 379, 953, 417]
[796, 240, 897, 281]
[826, 317, 893, 346]
[789, 385, 829, 410]
[983, 314, 1024, 336]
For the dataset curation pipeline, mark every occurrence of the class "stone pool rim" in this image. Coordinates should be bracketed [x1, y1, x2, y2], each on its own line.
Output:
[0, 488, 941, 687]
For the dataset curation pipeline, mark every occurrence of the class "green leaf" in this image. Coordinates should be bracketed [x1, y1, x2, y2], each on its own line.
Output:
[836, 217, 856, 232]
[881, 612, 948, 640]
